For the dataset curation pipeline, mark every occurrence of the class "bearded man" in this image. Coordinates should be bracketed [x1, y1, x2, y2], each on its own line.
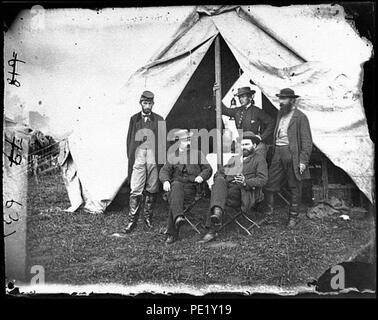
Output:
[125, 90, 166, 233]
[199, 131, 268, 243]
[264, 88, 313, 228]
[159, 129, 212, 245]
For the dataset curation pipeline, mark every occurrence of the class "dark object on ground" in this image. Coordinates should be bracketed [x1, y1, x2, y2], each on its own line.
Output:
[314, 261, 376, 293]
[307, 196, 369, 220]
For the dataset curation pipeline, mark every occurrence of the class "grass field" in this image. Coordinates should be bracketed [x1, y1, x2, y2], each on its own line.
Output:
[27, 172, 375, 288]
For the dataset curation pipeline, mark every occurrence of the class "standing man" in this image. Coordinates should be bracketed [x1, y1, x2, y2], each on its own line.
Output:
[159, 129, 212, 245]
[264, 88, 313, 228]
[125, 90, 166, 233]
[199, 131, 268, 243]
[221, 86, 275, 158]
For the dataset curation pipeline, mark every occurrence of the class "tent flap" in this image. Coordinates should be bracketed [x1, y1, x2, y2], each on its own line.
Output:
[213, 9, 373, 202]
[68, 14, 218, 213]
[63, 5, 373, 212]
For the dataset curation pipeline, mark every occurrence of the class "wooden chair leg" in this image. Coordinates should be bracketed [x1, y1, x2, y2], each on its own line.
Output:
[219, 211, 242, 231]
[183, 216, 201, 234]
[277, 192, 290, 205]
[241, 213, 260, 229]
[220, 209, 260, 235]
[182, 196, 204, 234]
[234, 218, 252, 235]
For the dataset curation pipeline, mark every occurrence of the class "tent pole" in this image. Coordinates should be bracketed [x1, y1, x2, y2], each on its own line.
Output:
[214, 35, 223, 169]
[321, 155, 329, 200]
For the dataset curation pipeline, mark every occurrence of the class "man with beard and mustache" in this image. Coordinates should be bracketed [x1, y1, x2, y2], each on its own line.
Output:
[221, 86, 275, 158]
[159, 129, 212, 245]
[125, 90, 166, 233]
[199, 131, 268, 243]
[264, 88, 313, 228]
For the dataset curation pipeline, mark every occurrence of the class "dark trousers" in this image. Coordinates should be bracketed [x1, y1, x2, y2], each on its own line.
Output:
[265, 145, 301, 211]
[206, 176, 242, 227]
[166, 180, 197, 236]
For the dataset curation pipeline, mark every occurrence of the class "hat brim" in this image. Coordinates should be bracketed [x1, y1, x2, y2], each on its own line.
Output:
[276, 94, 299, 98]
[236, 135, 260, 143]
[176, 131, 194, 140]
[236, 90, 256, 96]
[181, 133, 194, 139]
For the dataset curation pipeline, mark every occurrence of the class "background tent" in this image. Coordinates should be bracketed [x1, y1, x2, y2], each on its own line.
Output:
[6, 5, 373, 213]
[66, 4, 375, 212]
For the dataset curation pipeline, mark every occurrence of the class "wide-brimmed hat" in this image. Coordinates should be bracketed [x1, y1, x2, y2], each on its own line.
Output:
[237, 131, 261, 143]
[140, 90, 154, 101]
[235, 87, 256, 96]
[276, 88, 299, 98]
[173, 129, 194, 140]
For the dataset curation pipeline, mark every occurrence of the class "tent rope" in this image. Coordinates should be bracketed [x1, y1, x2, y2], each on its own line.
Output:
[189, 49, 192, 74]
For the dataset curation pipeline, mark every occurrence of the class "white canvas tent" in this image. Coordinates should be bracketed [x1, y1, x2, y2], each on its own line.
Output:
[60, 5, 373, 213]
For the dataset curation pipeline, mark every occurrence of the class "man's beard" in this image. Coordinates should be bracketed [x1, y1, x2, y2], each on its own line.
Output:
[242, 147, 254, 157]
[280, 103, 293, 115]
[142, 107, 152, 114]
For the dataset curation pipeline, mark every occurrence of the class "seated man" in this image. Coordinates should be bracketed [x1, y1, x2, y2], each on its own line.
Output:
[199, 131, 268, 243]
[159, 129, 212, 245]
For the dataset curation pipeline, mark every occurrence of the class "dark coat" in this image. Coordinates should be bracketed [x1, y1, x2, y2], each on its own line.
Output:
[126, 111, 165, 180]
[222, 104, 275, 143]
[272, 108, 313, 181]
[215, 151, 268, 212]
[159, 149, 212, 184]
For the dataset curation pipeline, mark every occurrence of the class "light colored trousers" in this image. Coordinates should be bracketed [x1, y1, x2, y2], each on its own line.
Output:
[130, 147, 159, 197]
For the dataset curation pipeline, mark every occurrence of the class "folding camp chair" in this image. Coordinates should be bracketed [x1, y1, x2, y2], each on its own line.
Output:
[163, 183, 205, 234]
[218, 204, 262, 236]
[204, 153, 261, 235]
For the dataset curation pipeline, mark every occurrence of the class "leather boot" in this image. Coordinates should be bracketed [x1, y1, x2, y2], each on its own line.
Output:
[287, 204, 299, 229]
[143, 193, 156, 229]
[198, 230, 217, 244]
[165, 215, 184, 245]
[264, 191, 275, 224]
[165, 234, 177, 245]
[199, 207, 222, 244]
[125, 195, 142, 233]
[210, 206, 223, 225]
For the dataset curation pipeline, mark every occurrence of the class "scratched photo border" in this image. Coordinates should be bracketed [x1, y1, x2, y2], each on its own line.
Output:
[2, 0, 376, 302]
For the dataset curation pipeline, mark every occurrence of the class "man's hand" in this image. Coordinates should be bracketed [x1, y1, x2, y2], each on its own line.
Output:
[233, 174, 246, 187]
[194, 176, 204, 184]
[213, 82, 220, 93]
[299, 163, 306, 174]
[163, 181, 171, 192]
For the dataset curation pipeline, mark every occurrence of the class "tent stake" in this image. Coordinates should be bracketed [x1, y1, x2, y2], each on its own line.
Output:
[215, 35, 223, 169]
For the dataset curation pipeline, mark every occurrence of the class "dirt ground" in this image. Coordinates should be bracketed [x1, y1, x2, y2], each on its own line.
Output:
[27, 172, 375, 288]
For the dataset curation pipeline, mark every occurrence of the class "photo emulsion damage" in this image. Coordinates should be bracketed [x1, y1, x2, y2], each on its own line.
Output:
[3, 3, 376, 299]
